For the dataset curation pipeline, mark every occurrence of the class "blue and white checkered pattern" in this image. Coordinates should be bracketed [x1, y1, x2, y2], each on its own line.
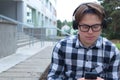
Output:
[48, 35, 120, 80]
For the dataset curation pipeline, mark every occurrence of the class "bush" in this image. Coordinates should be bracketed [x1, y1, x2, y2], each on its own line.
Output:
[107, 32, 120, 39]
[115, 43, 120, 50]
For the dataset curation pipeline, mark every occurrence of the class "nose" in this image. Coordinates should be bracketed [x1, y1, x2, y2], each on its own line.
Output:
[88, 28, 93, 33]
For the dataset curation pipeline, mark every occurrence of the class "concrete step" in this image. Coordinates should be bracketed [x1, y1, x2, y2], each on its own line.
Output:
[17, 38, 30, 43]
[16, 32, 40, 48]
[16, 33, 30, 40]
[17, 39, 39, 48]
[17, 34, 30, 38]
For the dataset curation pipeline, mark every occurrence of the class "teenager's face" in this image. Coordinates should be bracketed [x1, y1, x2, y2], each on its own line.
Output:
[78, 14, 102, 47]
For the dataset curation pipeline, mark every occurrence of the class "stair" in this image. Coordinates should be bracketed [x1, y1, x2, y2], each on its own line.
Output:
[16, 32, 39, 48]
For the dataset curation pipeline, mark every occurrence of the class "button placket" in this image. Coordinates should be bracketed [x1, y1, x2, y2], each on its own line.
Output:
[86, 50, 91, 61]
[85, 49, 93, 72]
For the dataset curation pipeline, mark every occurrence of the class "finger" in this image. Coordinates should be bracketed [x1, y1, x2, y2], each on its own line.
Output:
[97, 77, 104, 80]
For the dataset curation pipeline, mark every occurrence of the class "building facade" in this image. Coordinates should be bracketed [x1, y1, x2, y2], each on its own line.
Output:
[0, 0, 57, 36]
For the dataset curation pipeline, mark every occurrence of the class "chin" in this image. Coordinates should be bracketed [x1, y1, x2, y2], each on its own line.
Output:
[86, 41, 95, 45]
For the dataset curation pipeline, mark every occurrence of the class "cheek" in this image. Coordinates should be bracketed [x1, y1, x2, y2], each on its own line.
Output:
[78, 31, 85, 37]
[97, 30, 102, 35]
[78, 28, 85, 35]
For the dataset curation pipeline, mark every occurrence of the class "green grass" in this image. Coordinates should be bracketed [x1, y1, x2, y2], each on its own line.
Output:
[115, 43, 120, 50]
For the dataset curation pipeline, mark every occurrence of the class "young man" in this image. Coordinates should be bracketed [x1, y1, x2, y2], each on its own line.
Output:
[47, 2, 120, 80]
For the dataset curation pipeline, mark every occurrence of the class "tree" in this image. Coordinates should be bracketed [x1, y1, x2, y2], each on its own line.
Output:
[57, 20, 62, 36]
[99, 0, 120, 39]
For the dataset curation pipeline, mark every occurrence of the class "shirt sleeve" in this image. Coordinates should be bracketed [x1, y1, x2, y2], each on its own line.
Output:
[47, 41, 65, 80]
[106, 48, 120, 80]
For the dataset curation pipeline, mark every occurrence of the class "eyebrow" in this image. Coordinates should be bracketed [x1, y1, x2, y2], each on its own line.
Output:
[79, 23, 102, 26]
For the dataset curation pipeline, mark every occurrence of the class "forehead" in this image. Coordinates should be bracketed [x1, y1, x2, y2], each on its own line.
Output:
[79, 14, 101, 24]
[82, 14, 100, 20]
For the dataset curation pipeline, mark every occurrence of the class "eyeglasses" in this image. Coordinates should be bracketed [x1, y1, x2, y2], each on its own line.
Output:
[78, 24, 102, 32]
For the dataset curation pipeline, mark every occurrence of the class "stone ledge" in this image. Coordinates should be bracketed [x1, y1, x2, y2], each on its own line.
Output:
[39, 64, 50, 80]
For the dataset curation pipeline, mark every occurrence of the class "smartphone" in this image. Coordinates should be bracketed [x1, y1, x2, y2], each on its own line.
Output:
[85, 72, 98, 79]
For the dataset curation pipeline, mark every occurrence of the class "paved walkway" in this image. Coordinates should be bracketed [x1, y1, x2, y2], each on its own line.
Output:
[0, 42, 54, 80]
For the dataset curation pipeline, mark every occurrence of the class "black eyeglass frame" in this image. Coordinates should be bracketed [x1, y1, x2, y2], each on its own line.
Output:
[78, 24, 102, 32]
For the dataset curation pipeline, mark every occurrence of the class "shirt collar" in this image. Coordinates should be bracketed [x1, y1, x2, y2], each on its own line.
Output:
[95, 36, 103, 48]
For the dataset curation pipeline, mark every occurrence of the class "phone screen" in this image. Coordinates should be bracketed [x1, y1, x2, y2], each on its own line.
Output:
[85, 72, 98, 79]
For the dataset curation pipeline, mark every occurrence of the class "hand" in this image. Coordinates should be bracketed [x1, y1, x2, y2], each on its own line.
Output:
[77, 77, 104, 80]
[96, 77, 104, 80]
[77, 78, 85, 80]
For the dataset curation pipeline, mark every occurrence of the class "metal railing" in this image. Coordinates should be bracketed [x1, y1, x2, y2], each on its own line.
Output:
[0, 14, 71, 48]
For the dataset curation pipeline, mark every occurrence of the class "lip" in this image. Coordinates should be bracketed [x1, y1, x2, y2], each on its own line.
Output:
[86, 36, 95, 40]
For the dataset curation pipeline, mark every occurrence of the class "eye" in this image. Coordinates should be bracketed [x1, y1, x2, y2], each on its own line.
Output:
[92, 24, 101, 28]
[81, 25, 89, 29]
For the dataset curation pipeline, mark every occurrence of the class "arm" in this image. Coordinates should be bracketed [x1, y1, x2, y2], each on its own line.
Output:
[106, 49, 120, 80]
[47, 42, 65, 80]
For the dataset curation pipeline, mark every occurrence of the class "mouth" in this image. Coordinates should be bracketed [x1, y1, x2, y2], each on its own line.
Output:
[86, 36, 95, 40]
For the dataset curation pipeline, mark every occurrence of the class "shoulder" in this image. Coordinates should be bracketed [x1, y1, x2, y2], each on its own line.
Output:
[59, 35, 77, 44]
[102, 37, 119, 54]
[102, 37, 116, 47]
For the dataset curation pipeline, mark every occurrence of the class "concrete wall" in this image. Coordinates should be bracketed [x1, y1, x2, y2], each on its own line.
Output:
[0, 21, 17, 58]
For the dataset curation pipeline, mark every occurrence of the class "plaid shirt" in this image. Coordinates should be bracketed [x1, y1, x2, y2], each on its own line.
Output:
[48, 35, 120, 80]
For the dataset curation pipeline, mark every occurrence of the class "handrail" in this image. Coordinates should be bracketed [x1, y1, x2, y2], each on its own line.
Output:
[0, 14, 33, 27]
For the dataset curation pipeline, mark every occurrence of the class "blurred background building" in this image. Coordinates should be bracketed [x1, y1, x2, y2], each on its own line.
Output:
[0, 0, 57, 36]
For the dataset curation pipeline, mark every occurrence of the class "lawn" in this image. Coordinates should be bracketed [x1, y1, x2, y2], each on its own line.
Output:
[110, 40, 120, 50]
[115, 43, 120, 50]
